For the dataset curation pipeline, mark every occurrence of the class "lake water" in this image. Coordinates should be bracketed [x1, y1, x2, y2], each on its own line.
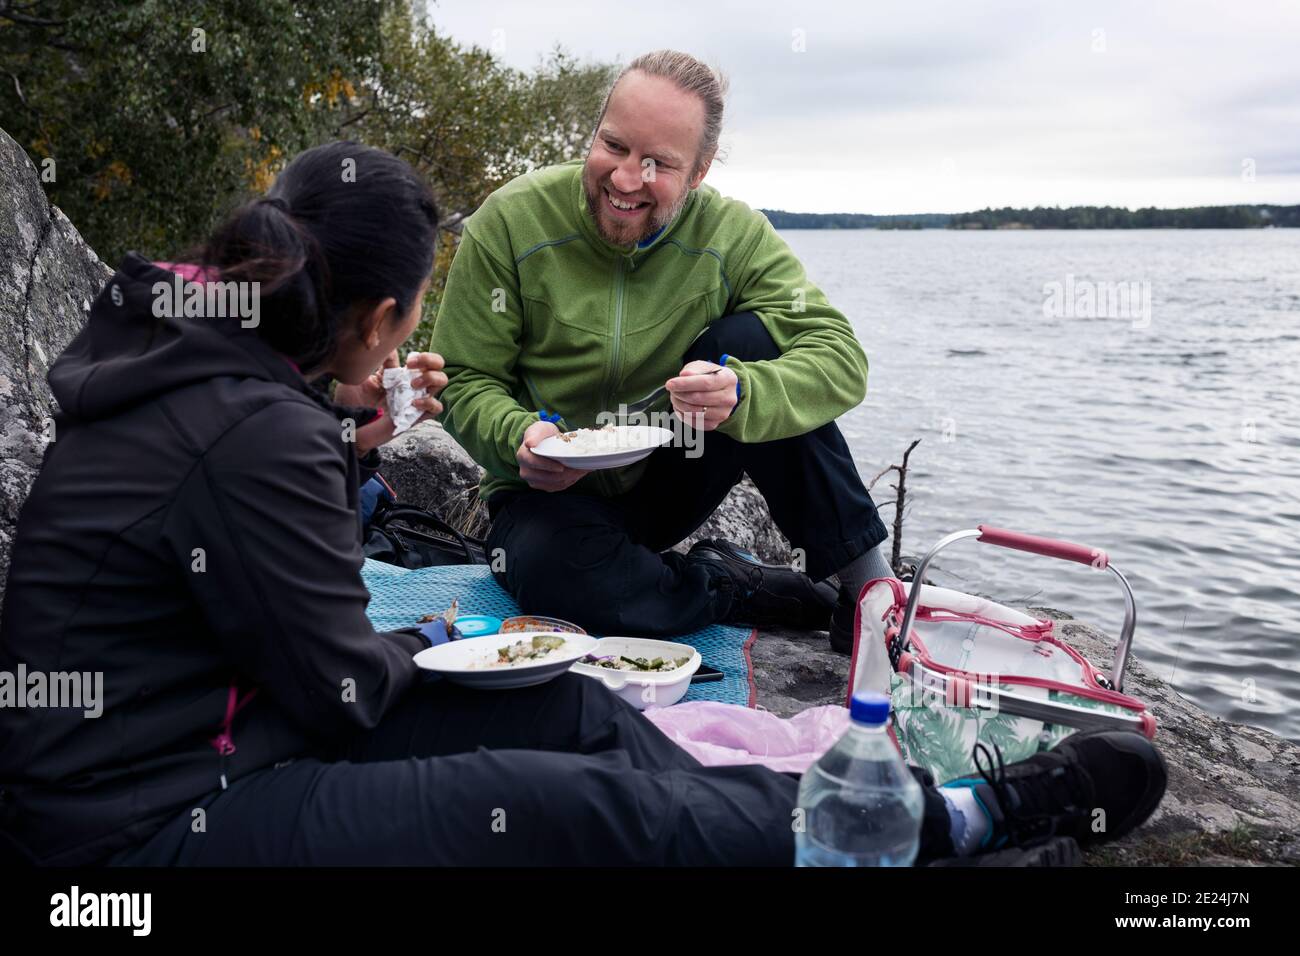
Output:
[781, 228, 1300, 742]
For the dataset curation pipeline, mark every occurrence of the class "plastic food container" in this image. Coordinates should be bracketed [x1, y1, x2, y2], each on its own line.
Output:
[499, 615, 587, 635]
[416, 615, 503, 645]
[454, 615, 503, 638]
[569, 637, 701, 710]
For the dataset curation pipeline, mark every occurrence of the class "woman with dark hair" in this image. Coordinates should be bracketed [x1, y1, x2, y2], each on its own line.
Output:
[0, 140, 791, 866]
[0, 141, 1164, 867]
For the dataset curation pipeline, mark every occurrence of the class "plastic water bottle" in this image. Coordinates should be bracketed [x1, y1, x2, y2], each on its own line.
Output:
[795, 692, 924, 866]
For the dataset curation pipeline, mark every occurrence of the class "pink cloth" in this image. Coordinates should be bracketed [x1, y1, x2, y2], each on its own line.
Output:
[153, 261, 303, 375]
[153, 260, 214, 283]
[644, 701, 850, 774]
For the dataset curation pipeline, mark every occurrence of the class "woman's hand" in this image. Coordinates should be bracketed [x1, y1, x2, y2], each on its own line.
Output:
[334, 349, 400, 412]
[404, 351, 448, 415]
[347, 350, 449, 456]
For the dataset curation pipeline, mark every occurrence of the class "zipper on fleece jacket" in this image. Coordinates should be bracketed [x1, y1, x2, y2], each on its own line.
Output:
[595, 256, 629, 497]
[604, 256, 628, 412]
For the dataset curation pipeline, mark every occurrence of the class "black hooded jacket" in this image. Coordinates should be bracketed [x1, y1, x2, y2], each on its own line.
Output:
[0, 254, 427, 865]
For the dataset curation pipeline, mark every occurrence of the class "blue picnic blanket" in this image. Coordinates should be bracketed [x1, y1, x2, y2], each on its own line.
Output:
[361, 559, 754, 705]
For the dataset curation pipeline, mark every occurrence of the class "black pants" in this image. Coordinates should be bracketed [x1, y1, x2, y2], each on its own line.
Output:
[486, 312, 888, 636]
[110, 675, 955, 866]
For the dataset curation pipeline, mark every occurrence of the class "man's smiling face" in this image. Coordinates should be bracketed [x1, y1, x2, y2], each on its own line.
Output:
[582, 70, 713, 247]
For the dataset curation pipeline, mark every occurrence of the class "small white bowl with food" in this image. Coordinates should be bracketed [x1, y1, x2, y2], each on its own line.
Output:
[414, 632, 598, 689]
[569, 637, 702, 710]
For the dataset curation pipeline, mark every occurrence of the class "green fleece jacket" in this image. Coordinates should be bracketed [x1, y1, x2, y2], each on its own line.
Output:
[432, 159, 869, 503]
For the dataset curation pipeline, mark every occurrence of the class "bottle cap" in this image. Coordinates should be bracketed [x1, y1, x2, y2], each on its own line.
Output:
[849, 691, 891, 725]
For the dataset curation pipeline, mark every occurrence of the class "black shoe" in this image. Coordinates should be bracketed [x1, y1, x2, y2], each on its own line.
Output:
[829, 584, 855, 654]
[944, 729, 1167, 851]
[927, 835, 1082, 867]
[686, 539, 836, 630]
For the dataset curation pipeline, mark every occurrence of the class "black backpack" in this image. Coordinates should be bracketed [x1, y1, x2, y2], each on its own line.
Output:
[362, 498, 488, 568]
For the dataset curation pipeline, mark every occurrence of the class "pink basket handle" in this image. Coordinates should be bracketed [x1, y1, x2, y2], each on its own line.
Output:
[891, 526, 1139, 692]
[977, 524, 1109, 570]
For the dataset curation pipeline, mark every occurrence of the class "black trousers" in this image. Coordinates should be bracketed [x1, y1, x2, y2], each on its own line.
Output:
[110, 675, 955, 866]
[485, 312, 889, 636]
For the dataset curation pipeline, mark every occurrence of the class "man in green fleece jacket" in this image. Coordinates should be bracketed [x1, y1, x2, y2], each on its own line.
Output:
[432, 50, 893, 652]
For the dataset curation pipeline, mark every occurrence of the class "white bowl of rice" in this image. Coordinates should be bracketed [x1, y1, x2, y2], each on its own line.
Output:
[569, 637, 701, 710]
[531, 425, 674, 471]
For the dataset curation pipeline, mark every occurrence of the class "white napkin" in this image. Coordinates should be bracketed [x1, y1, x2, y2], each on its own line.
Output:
[382, 367, 427, 436]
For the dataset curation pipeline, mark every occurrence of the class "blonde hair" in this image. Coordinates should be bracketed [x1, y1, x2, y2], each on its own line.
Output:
[594, 50, 728, 175]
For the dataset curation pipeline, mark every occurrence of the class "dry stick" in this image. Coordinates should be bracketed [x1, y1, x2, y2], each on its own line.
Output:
[444, 482, 490, 539]
[868, 438, 921, 577]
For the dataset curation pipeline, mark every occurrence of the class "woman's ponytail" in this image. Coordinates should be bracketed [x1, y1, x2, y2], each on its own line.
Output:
[199, 142, 439, 373]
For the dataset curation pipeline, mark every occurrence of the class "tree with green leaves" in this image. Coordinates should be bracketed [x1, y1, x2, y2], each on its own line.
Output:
[1, 0, 385, 260]
[1, 0, 615, 350]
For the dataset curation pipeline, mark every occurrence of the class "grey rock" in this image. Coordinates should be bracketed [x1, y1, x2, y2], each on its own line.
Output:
[671, 476, 794, 564]
[1034, 608, 1300, 863]
[378, 422, 489, 536]
[749, 624, 845, 716]
[0, 127, 112, 606]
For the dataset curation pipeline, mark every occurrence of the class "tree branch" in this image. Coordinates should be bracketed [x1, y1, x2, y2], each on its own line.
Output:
[5, 70, 28, 108]
[198, 103, 236, 122]
[0, 0, 67, 27]
[335, 106, 372, 130]
[868, 439, 921, 576]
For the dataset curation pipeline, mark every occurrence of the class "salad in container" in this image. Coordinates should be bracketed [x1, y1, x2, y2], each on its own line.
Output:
[570, 637, 702, 710]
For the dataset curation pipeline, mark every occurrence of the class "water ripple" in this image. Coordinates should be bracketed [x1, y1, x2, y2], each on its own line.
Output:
[789, 227, 1300, 741]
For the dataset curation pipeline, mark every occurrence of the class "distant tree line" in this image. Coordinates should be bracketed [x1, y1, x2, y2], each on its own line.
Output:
[762, 205, 1300, 229]
[760, 210, 951, 229]
[948, 205, 1300, 229]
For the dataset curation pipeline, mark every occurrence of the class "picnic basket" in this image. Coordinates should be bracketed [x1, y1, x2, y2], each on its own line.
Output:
[847, 525, 1156, 784]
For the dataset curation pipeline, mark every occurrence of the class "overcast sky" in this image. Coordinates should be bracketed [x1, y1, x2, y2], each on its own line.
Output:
[426, 0, 1300, 215]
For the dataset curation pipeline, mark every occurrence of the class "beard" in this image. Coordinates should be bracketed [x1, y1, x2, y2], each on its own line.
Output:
[582, 169, 691, 247]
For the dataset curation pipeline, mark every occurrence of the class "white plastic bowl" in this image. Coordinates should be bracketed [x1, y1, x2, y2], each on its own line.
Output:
[569, 637, 701, 710]
[414, 631, 598, 689]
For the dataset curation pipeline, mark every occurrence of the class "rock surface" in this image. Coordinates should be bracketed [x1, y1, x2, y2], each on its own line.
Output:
[0, 127, 113, 605]
[379, 422, 490, 536]
[2, 124, 1294, 866]
[1038, 609, 1300, 865]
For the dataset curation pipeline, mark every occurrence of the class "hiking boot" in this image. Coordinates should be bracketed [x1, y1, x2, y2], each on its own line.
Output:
[942, 729, 1167, 851]
[687, 539, 836, 630]
[828, 583, 856, 654]
[927, 835, 1083, 867]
